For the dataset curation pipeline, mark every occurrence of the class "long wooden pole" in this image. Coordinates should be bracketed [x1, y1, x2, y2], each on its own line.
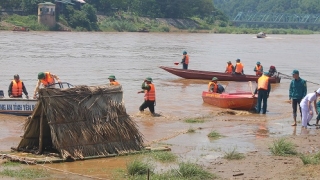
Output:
[38, 108, 44, 154]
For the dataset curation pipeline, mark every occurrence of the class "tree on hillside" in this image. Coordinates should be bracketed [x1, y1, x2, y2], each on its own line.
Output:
[21, 0, 43, 14]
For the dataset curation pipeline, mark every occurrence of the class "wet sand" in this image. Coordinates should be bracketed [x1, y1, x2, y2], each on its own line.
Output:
[1, 106, 320, 179]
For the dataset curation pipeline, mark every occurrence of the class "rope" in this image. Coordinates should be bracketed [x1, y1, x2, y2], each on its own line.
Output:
[37, 163, 108, 180]
[278, 72, 320, 85]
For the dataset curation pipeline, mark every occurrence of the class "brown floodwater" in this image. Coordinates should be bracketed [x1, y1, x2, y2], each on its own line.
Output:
[1, 32, 320, 178]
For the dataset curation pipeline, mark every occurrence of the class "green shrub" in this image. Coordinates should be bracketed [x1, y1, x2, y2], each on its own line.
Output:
[127, 159, 153, 176]
[270, 138, 298, 156]
[223, 148, 245, 160]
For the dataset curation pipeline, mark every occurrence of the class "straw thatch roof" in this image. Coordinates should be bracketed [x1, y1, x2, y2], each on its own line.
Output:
[17, 85, 144, 160]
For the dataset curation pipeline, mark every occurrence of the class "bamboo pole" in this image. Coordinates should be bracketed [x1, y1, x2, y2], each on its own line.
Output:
[38, 108, 44, 154]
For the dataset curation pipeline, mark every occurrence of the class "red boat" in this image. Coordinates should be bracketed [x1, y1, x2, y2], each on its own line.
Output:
[160, 66, 281, 83]
[202, 81, 258, 110]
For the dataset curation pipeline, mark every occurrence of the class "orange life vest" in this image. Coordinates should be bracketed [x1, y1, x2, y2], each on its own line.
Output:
[12, 80, 23, 97]
[144, 84, 156, 101]
[182, 55, 189, 64]
[235, 63, 244, 73]
[258, 75, 269, 90]
[208, 82, 218, 93]
[226, 64, 233, 73]
[110, 81, 120, 86]
[255, 65, 263, 76]
[40, 72, 55, 87]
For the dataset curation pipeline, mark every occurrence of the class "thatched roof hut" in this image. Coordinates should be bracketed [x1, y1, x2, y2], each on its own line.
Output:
[16, 85, 144, 160]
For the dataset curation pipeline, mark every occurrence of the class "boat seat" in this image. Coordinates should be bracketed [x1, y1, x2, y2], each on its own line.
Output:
[0, 90, 4, 98]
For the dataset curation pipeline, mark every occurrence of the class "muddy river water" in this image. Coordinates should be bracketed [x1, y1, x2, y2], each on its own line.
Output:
[0, 32, 320, 179]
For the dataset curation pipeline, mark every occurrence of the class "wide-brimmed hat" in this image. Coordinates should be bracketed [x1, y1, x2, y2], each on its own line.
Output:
[145, 77, 153, 82]
[108, 75, 116, 80]
[292, 69, 299, 75]
[316, 88, 320, 94]
[38, 72, 45, 79]
[211, 77, 218, 81]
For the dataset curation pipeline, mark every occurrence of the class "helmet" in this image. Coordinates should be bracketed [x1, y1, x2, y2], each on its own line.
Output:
[212, 77, 218, 81]
[108, 75, 116, 80]
[145, 77, 153, 82]
[256, 61, 261, 65]
[183, 51, 187, 55]
[14, 74, 20, 79]
[38, 72, 45, 79]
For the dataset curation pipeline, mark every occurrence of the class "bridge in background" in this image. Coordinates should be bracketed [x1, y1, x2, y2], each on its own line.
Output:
[231, 12, 320, 26]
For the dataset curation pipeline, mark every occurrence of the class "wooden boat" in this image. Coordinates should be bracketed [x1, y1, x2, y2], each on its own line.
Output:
[160, 66, 281, 83]
[0, 82, 73, 116]
[202, 81, 258, 110]
[257, 32, 266, 38]
[0, 98, 37, 116]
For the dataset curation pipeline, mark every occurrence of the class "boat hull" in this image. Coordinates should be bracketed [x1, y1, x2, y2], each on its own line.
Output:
[160, 66, 281, 83]
[0, 98, 37, 116]
[202, 91, 257, 110]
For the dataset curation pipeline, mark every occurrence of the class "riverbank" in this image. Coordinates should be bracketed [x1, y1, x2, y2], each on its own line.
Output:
[0, 14, 318, 34]
[1, 110, 320, 179]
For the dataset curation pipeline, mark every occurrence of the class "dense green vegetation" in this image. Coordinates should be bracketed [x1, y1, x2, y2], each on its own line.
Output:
[214, 0, 320, 18]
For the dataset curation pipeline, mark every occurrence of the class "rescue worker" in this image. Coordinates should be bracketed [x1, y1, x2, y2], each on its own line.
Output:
[289, 69, 307, 126]
[225, 61, 234, 74]
[234, 59, 244, 75]
[181, 51, 189, 70]
[108, 75, 120, 86]
[33, 72, 61, 99]
[8, 74, 29, 98]
[254, 61, 263, 76]
[299, 88, 320, 129]
[255, 72, 271, 114]
[138, 77, 156, 115]
[268, 65, 277, 77]
[208, 77, 224, 94]
[315, 99, 320, 126]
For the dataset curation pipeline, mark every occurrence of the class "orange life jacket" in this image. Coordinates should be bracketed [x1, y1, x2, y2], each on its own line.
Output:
[208, 82, 218, 93]
[144, 84, 156, 101]
[255, 65, 263, 76]
[235, 63, 244, 73]
[226, 64, 233, 73]
[258, 75, 269, 90]
[110, 81, 120, 86]
[40, 72, 55, 87]
[12, 80, 23, 97]
[182, 55, 189, 64]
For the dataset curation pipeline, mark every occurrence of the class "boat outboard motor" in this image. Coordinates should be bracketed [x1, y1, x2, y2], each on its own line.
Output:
[0, 90, 4, 98]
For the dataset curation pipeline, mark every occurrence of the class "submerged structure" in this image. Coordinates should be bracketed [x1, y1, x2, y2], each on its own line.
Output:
[16, 85, 144, 160]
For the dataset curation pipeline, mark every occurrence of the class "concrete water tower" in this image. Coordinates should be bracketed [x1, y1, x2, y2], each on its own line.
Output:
[38, 2, 56, 27]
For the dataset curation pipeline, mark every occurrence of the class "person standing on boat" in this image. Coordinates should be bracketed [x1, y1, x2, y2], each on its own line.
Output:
[289, 69, 307, 126]
[254, 61, 263, 76]
[208, 77, 224, 94]
[225, 61, 234, 74]
[138, 77, 156, 116]
[255, 72, 271, 114]
[33, 72, 61, 99]
[108, 75, 120, 86]
[181, 51, 189, 70]
[299, 88, 320, 129]
[234, 59, 244, 75]
[8, 74, 29, 98]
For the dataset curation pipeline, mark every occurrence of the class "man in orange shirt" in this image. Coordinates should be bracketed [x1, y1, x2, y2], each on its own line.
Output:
[234, 59, 244, 75]
[138, 77, 156, 115]
[254, 61, 263, 76]
[8, 74, 29, 98]
[108, 75, 120, 86]
[225, 61, 234, 73]
[181, 51, 189, 70]
[255, 72, 271, 114]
